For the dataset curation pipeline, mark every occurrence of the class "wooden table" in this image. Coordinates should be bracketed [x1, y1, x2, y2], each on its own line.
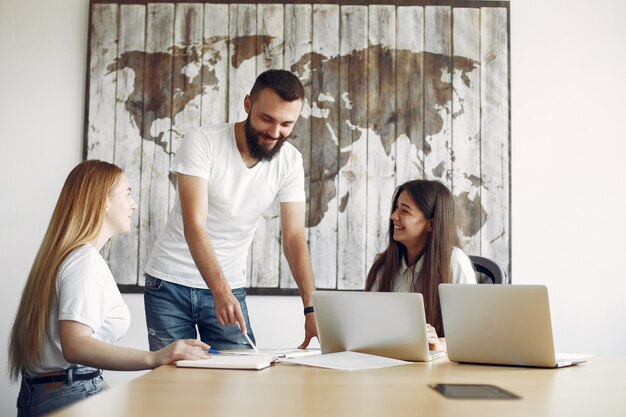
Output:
[50, 356, 626, 417]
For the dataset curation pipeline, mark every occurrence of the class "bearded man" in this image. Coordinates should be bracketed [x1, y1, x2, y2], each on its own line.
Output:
[144, 70, 317, 351]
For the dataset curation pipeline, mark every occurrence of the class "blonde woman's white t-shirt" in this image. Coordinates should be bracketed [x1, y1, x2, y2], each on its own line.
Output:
[34, 244, 130, 374]
[145, 124, 306, 289]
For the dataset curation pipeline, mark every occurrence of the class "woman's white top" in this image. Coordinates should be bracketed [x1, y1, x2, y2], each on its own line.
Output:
[373, 247, 476, 292]
[33, 244, 130, 374]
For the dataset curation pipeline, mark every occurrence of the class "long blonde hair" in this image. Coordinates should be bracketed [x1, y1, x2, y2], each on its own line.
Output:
[8, 160, 122, 380]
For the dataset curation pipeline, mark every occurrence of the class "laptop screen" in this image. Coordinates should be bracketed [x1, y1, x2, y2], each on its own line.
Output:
[312, 291, 434, 361]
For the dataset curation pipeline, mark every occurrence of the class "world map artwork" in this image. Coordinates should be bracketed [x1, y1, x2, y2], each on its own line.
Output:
[86, 3, 510, 291]
[108, 37, 484, 233]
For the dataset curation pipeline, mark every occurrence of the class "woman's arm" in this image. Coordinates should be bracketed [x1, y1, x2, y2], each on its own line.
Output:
[59, 320, 210, 371]
[427, 324, 446, 352]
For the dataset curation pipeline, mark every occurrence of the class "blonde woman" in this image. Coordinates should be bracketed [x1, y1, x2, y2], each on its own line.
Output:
[9, 160, 210, 417]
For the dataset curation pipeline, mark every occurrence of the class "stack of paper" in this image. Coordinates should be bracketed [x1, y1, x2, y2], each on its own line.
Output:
[281, 351, 411, 371]
[176, 354, 278, 370]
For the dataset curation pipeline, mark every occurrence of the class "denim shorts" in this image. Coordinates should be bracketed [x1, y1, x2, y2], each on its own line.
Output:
[17, 368, 104, 417]
[144, 274, 256, 351]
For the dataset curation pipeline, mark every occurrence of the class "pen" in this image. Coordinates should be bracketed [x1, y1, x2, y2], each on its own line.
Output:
[208, 348, 221, 355]
[243, 332, 259, 353]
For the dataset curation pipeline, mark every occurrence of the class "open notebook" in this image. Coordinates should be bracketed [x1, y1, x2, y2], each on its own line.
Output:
[439, 284, 590, 368]
[176, 354, 278, 370]
[312, 291, 444, 361]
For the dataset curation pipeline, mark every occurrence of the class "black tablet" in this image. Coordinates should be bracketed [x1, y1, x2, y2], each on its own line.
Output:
[429, 383, 521, 399]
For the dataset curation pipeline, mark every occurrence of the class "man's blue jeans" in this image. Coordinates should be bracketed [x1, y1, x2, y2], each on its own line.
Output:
[143, 274, 256, 351]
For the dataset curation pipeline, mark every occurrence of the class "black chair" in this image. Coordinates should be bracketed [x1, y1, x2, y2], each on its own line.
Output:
[469, 255, 507, 284]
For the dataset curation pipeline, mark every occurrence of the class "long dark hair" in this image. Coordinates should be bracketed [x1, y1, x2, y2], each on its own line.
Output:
[365, 180, 460, 335]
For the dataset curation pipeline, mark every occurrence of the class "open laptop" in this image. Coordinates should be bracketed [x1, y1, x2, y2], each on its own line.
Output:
[312, 291, 445, 361]
[439, 284, 589, 368]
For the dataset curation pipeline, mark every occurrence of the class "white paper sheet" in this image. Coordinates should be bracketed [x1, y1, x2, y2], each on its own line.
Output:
[221, 348, 321, 359]
[280, 351, 411, 370]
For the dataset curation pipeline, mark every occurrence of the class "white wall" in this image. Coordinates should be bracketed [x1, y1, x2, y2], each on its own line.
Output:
[1, 0, 625, 414]
[511, 1, 626, 354]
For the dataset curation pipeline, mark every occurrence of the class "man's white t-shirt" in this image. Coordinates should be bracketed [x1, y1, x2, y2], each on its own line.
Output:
[145, 124, 306, 289]
[34, 244, 131, 374]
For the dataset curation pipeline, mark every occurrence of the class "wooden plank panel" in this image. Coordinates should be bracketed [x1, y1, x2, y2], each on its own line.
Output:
[256, 3, 283, 70]
[480, 7, 510, 274]
[138, 3, 175, 286]
[227, 3, 257, 286]
[251, 3, 284, 288]
[109, 4, 145, 285]
[281, 4, 313, 289]
[308, 4, 340, 289]
[87, 4, 118, 266]
[85, 2, 510, 294]
[228, 3, 257, 123]
[423, 6, 452, 187]
[451, 7, 482, 257]
[201, 3, 229, 126]
[170, 3, 204, 209]
[395, 6, 424, 185]
[337, 5, 368, 290]
[86, 4, 118, 163]
[366, 5, 397, 272]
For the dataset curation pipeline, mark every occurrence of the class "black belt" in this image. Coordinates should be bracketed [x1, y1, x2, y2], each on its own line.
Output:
[26, 369, 101, 385]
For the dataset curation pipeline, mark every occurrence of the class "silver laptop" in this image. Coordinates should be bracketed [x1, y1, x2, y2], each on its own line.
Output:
[439, 284, 588, 368]
[312, 291, 445, 361]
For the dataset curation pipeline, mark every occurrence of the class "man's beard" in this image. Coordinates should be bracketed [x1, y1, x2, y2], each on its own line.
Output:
[244, 116, 288, 162]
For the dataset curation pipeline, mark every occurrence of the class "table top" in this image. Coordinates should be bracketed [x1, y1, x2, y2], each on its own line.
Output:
[50, 355, 626, 417]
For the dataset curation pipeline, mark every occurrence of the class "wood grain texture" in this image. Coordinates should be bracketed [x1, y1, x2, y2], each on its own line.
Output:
[282, 4, 313, 289]
[308, 4, 340, 289]
[423, 6, 452, 187]
[109, 4, 145, 284]
[138, 3, 175, 285]
[366, 5, 397, 271]
[50, 357, 626, 417]
[87, 3, 115, 266]
[170, 3, 203, 209]
[201, 3, 229, 126]
[251, 3, 283, 288]
[395, 6, 425, 186]
[337, 5, 368, 289]
[452, 7, 482, 257]
[87, 4, 118, 163]
[480, 6, 510, 274]
[227, 3, 257, 286]
[228, 3, 256, 124]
